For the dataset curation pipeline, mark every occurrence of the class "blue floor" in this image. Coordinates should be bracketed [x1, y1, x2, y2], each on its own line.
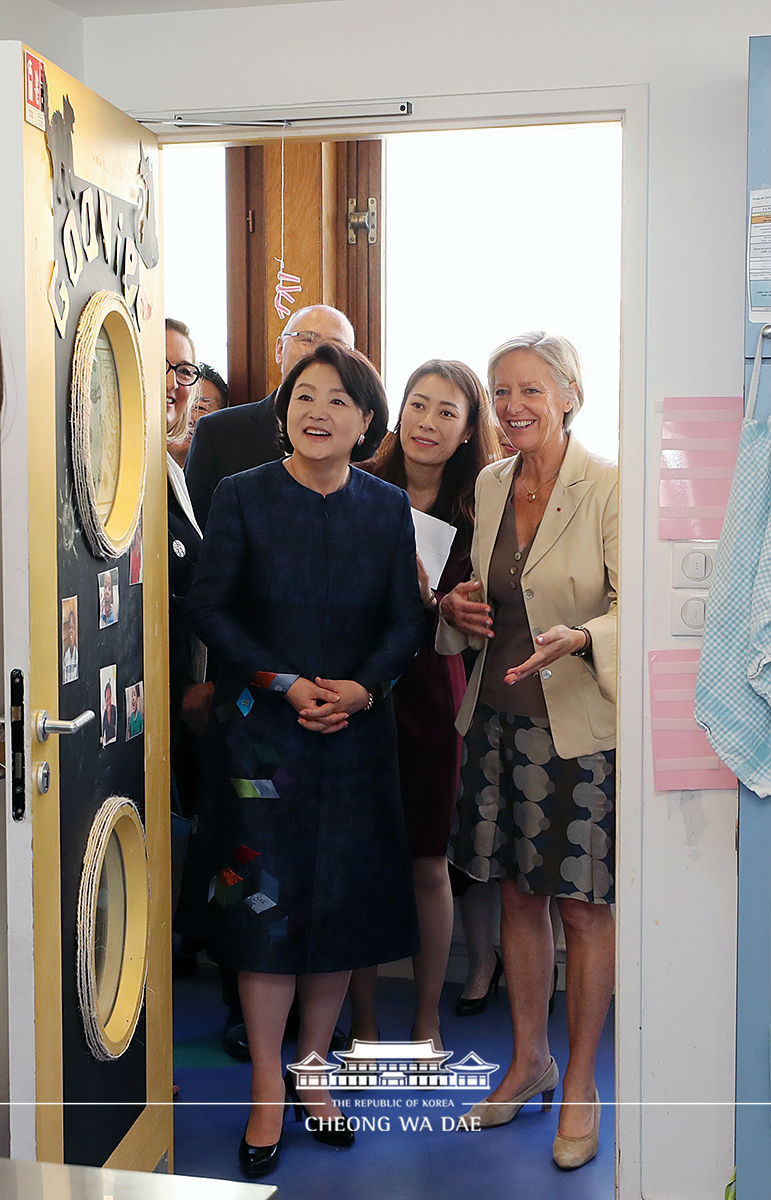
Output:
[173, 965, 614, 1198]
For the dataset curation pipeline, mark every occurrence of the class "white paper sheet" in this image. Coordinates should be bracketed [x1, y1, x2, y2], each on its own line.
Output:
[748, 187, 771, 321]
[411, 508, 456, 590]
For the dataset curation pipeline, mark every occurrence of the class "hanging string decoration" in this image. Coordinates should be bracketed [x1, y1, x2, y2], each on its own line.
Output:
[274, 135, 303, 319]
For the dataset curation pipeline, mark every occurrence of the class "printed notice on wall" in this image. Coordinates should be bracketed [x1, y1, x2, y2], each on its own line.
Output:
[648, 650, 737, 792]
[24, 50, 45, 131]
[747, 187, 771, 322]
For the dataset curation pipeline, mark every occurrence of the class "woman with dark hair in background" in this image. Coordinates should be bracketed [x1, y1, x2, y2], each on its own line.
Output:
[348, 359, 500, 1047]
[188, 341, 426, 1177]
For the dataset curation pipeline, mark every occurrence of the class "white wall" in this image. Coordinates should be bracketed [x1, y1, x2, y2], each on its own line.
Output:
[76, 2, 765, 1195]
[0, 0, 82, 77]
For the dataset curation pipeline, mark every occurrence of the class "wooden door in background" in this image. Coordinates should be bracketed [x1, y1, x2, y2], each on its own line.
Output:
[226, 138, 383, 405]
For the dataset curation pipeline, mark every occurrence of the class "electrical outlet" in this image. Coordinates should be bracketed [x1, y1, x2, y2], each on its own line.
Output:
[671, 590, 709, 636]
[672, 541, 718, 589]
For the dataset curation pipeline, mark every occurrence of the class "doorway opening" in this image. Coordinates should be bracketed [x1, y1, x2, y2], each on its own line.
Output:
[161, 113, 625, 1200]
[383, 123, 621, 455]
[161, 120, 622, 460]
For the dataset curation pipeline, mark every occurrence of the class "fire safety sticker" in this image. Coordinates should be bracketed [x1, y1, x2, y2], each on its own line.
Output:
[24, 50, 45, 130]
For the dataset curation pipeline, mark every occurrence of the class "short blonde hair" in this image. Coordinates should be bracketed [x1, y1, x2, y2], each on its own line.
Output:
[488, 331, 584, 428]
[165, 317, 198, 442]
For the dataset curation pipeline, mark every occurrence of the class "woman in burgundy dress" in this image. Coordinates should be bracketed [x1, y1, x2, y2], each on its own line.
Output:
[349, 359, 500, 1046]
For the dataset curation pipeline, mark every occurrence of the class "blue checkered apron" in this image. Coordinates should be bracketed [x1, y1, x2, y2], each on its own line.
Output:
[695, 327, 771, 797]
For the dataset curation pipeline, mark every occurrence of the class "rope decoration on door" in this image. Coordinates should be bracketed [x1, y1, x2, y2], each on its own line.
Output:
[274, 135, 303, 319]
[76, 795, 150, 1061]
[71, 290, 147, 559]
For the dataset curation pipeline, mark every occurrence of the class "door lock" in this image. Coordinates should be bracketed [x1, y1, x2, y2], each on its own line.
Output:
[35, 708, 95, 743]
[35, 762, 51, 795]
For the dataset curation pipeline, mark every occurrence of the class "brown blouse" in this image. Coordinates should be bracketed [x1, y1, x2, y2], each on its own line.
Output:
[478, 482, 548, 719]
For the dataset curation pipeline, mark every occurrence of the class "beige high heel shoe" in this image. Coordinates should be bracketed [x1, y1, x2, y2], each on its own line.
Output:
[552, 1088, 600, 1169]
[456, 1056, 559, 1129]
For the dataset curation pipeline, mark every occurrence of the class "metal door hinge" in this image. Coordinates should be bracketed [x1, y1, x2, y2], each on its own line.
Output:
[347, 197, 377, 244]
[247, 209, 255, 234]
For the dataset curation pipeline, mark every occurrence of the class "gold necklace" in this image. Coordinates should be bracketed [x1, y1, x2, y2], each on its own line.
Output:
[519, 468, 560, 503]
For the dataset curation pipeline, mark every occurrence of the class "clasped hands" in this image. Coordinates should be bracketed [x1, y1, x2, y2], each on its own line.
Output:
[286, 676, 369, 734]
[440, 580, 588, 683]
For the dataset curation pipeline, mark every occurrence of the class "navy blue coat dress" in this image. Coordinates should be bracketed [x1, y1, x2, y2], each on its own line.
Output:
[188, 460, 426, 974]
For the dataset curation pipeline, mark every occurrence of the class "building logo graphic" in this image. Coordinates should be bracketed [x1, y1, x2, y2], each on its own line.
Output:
[288, 1040, 498, 1091]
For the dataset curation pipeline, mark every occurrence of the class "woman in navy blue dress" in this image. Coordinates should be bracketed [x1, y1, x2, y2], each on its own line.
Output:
[189, 343, 425, 1176]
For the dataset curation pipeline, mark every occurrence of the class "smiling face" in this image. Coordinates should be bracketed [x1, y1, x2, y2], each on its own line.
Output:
[398, 373, 470, 469]
[285, 361, 372, 471]
[492, 349, 575, 457]
[166, 327, 196, 433]
[102, 571, 113, 612]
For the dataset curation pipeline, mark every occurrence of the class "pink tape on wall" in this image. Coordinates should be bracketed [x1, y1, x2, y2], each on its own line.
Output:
[648, 649, 737, 791]
[659, 396, 743, 540]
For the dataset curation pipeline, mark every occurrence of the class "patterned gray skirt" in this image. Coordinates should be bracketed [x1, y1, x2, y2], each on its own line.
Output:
[449, 704, 615, 905]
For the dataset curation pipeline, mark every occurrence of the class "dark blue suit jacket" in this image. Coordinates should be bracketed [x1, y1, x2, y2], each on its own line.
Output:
[185, 391, 280, 529]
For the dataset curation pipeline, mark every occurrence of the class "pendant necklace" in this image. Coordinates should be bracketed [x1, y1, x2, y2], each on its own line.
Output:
[519, 467, 560, 503]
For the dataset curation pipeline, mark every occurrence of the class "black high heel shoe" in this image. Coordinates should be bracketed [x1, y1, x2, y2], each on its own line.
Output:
[455, 951, 503, 1017]
[238, 1131, 282, 1178]
[284, 1073, 355, 1148]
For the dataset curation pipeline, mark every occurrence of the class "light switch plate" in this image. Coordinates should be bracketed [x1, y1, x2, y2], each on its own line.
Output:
[672, 541, 719, 588]
[671, 589, 709, 636]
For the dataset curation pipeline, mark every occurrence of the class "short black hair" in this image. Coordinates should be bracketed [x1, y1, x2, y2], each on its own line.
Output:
[274, 342, 388, 462]
[199, 362, 230, 407]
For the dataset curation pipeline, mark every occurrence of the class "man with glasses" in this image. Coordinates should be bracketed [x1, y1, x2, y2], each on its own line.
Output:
[185, 304, 355, 527]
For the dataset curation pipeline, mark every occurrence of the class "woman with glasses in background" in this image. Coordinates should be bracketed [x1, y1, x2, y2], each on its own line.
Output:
[165, 321, 214, 990]
[169, 361, 230, 470]
[165, 317, 211, 737]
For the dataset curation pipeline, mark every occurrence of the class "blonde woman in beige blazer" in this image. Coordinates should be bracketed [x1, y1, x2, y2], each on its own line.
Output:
[437, 332, 617, 1171]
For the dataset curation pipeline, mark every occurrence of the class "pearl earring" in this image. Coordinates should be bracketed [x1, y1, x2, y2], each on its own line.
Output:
[357, 434, 365, 445]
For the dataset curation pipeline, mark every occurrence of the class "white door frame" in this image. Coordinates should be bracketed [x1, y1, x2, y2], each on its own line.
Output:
[0, 41, 43, 1162]
[141, 82, 650, 1199]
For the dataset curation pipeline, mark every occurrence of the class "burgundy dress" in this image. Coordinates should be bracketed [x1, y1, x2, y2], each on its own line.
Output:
[393, 543, 470, 857]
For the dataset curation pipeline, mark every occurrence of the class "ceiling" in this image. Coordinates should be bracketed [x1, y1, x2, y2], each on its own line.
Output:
[56, 0, 327, 15]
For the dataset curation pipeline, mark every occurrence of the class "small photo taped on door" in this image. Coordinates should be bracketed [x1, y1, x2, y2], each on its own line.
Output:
[125, 681, 144, 740]
[100, 664, 118, 747]
[61, 595, 79, 685]
[98, 566, 119, 629]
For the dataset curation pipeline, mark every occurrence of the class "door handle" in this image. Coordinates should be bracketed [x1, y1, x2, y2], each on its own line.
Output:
[35, 708, 96, 743]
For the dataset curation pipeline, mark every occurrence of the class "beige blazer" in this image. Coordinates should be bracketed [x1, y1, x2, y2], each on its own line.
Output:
[436, 435, 618, 759]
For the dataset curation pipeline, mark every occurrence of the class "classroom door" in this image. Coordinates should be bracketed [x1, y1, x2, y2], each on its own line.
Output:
[0, 44, 171, 1170]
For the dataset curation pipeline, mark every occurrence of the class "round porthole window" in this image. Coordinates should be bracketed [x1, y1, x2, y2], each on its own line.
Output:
[77, 797, 149, 1060]
[71, 291, 147, 559]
